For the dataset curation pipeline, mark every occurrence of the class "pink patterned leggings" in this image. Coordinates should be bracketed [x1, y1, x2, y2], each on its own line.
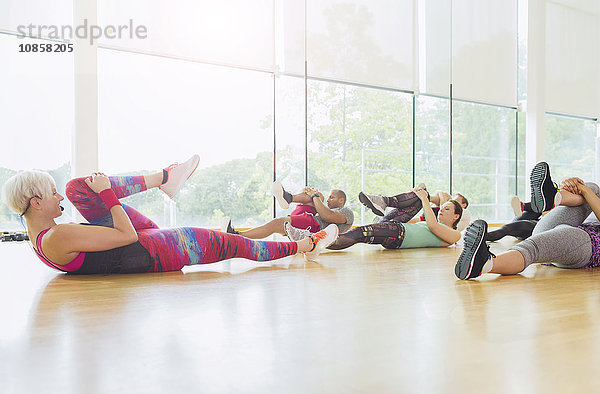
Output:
[65, 176, 298, 272]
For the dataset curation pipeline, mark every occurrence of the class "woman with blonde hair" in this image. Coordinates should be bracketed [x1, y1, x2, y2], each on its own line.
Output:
[2, 155, 338, 275]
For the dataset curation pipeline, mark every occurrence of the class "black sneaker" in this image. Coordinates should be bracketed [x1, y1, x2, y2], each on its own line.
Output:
[358, 192, 387, 216]
[221, 217, 239, 235]
[455, 220, 495, 280]
[530, 161, 558, 213]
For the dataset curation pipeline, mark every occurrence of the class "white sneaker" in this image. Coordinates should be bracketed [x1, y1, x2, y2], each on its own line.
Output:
[284, 221, 311, 241]
[304, 224, 339, 260]
[554, 190, 562, 208]
[510, 196, 523, 217]
[272, 181, 292, 209]
[358, 192, 387, 216]
[160, 154, 200, 199]
[221, 217, 239, 234]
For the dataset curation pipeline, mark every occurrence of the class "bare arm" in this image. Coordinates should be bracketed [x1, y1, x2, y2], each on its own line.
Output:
[414, 189, 461, 246]
[577, 181, 600, 220]
[309, 189, 347, 224]
[559, 177, 587, 206]
[47, 174, 138, 254]
[49, 221, 139, 253]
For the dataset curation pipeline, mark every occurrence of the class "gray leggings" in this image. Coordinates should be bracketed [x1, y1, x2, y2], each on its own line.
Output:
[510, 182, 599, 269]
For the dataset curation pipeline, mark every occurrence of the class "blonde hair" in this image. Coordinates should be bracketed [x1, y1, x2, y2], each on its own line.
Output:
[2, 170, 56, 215]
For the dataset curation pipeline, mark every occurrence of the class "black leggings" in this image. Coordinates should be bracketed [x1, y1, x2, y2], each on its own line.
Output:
[485, 205, 541, 242]
[328, 221, 407, 250]
[330, 190, 425, 250]
[380, 191, 424, 222]
[485, 220, 538, 242]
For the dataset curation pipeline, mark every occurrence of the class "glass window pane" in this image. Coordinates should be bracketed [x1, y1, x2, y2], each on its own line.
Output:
[516, 112, 526, 200]
[452, 102, 517, 221]
[98, 0, 274, 70]
[0, 35, 74, 230]
[415, 95, 450, 192]
[98, 49, 274, 228]
[307, 0, 414, 90]
[545, 114, 596, 182]
[308, 81, 413, 225]
[275, 75, 306, 218]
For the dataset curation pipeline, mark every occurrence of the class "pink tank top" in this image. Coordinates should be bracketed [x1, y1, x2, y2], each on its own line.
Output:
[34, 228, 86, 272]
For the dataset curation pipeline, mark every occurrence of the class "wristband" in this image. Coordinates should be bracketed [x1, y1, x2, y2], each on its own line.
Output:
[312, 193, 320, 199]
[98, 189, 122, 210]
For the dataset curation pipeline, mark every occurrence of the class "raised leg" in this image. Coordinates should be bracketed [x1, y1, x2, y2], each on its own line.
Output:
[66, 174, 162, 230]
[239, 217, 290, 239]
[380, 200, 424, 223]
[485, 220, 537, 242]
[385, 191, 424, 209]
[428, 191, 451, 206]
[328, 221, 404, 250]
[500, 224, 593, 272]
[291, 191, 315, 205]
[533, 182, 600, 235]
[457, 219, 593, 279]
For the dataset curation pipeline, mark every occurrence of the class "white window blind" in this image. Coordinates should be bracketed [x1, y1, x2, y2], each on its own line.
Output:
[306, 0, 414, 90]
[98, 0, 274, 71]
[452, 0, 518, 106]
[545, 0, 599, 117]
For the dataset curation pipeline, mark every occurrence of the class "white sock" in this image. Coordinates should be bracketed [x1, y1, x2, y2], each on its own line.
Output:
[481, 257, 494, 274]
[554, 190, 562, 207]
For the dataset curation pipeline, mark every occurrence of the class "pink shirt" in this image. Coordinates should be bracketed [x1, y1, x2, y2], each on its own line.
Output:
[33, 228, 86, 272]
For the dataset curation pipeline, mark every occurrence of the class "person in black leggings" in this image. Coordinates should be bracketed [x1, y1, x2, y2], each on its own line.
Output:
[485, 202, 541, 242]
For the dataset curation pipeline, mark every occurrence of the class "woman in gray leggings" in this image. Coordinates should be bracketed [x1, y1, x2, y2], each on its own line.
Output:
[455, 176, 600, 280]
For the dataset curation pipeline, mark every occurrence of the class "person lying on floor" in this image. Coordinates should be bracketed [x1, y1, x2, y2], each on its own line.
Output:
[455, 162, 600, 280]
[359, 184, 471, 232]
[223, 182, 353, 240]
[281, 186, 463, 250]
[1, 155, 338, 275]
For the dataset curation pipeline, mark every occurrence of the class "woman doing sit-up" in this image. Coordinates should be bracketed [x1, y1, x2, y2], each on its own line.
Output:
[456, 162, 600, 280]
[1, 155, 338, 275]
[321, 187, 463, 250]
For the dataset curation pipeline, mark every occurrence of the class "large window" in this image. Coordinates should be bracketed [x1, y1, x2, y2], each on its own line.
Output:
[3, 0, 599, 232]
[452, 102, 518, 221]
[98, 49, 274, 228]
[545, 114, 596, 182]
[307, 81, 413, 224]
[0, 35, 73, 230]
[274, 76, 306, 218]
[415, 95, 450, 193]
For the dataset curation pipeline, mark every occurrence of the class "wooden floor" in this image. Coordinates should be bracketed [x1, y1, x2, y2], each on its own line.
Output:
[3, 237, 600, 393]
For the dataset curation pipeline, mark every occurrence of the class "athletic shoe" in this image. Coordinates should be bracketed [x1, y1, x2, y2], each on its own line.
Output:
[160, 154, 201, 199]
[554, 190, 562, 207]
[304, 224, 339, 260]
[530, 161, 558, 213]
[284, 221, 311, 242]
[221, 217, 239, 235]
[272, 181, 293, 210]
[510, 196, 523, 217]
[358, 192, 387, 216]
[455, 219, 495, 280]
